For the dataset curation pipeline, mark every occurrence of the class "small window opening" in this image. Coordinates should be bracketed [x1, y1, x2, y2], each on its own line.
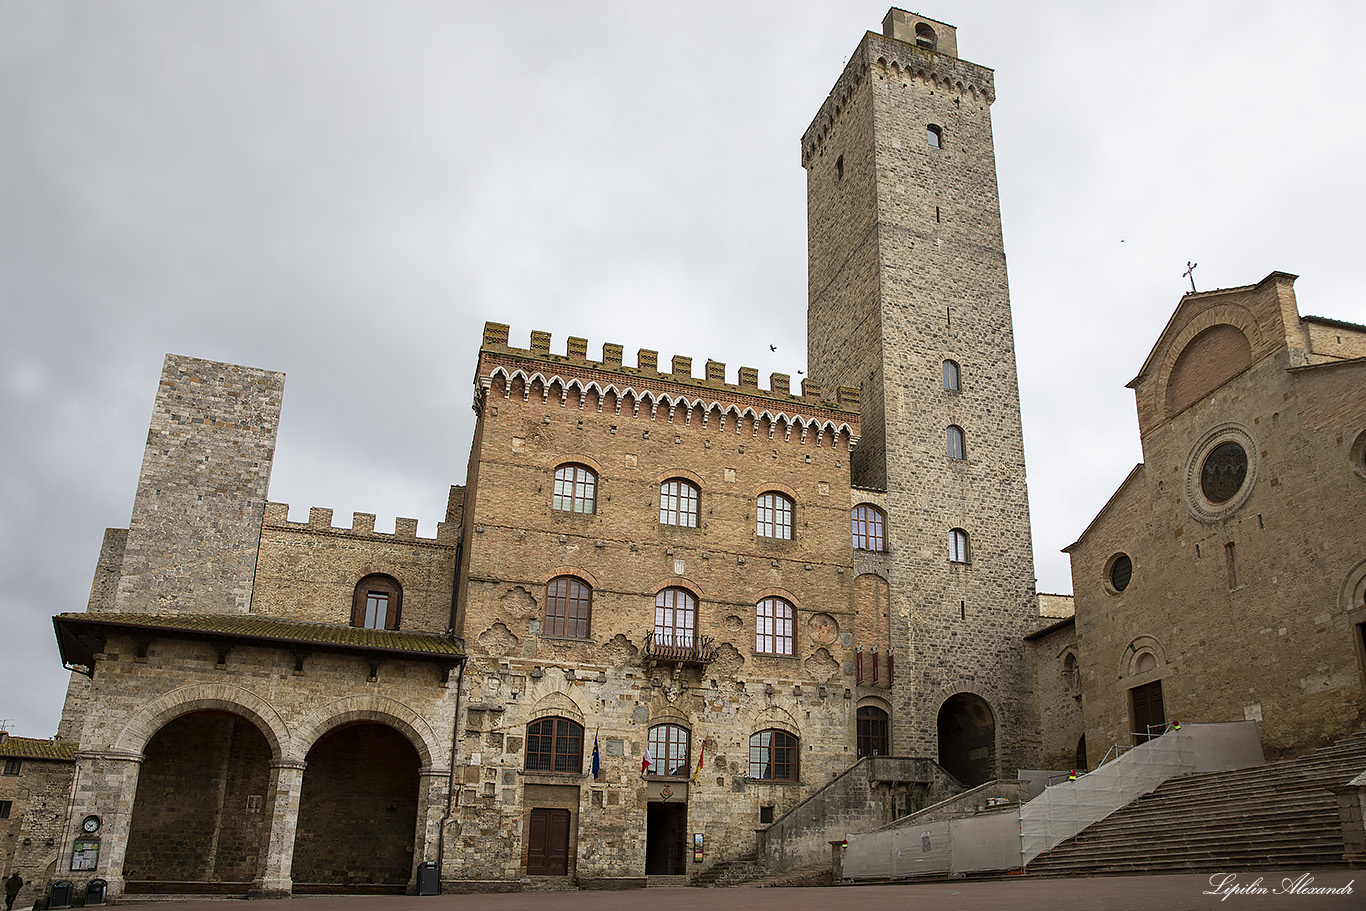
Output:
[1225, 541, 1238, 589]
[759, 805, 775, 824]
[927, 124, 942, 148]
[914, 22, 937, 50]
[836, 155, 844, 180]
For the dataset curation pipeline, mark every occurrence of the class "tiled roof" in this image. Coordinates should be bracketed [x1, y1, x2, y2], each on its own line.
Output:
[53, 611, 464, 670]
[0, 736, 76, 761]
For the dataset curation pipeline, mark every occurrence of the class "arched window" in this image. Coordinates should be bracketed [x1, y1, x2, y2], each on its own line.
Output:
[553, 463, 597, 514]
[525, 716, 583, 773]
[659, 478, 700, 527]
[654, 588, 696, 648]
[749, 729, 798, 781]
[1063, 652, 1080, 690]
[927, 124, 943, 148]
[757, 492, 794, 539]
[756, 597, 794, 656]
[943, 359, 960, 391]
[852, 504, 886, 551]
[915, 22, 937, 50]
[946, 425, 965, 460]
[646, 724, 691, 777]
[545, 577, 591, 638]
[352, 574, 401, 630]
[857, 706, 889, 757]
[949, 528, 970, 563]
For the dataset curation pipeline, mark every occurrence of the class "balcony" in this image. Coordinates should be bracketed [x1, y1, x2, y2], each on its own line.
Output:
[643, 631, 717, 666]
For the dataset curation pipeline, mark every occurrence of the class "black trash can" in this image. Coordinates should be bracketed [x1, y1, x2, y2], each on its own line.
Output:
[49, 881, 74, 909]
[84, 880, 107, 906]
[416, 861, 440, 895]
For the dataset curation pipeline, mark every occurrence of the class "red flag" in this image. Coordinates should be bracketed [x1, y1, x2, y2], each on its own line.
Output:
[692, 741, 704, 784]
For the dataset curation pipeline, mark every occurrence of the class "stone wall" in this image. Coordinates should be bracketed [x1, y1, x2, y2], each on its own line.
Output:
[0, 742, 75, 908]
[757, 755, 961, 872]
[252, 504, 459, 633]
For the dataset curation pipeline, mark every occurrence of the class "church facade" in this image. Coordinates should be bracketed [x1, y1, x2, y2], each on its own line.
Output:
[1063, 272, 1366, 765]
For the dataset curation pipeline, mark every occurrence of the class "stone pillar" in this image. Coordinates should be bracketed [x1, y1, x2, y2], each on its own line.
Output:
[409, 767, 452, 892]
[1332, 770, 1366, 866]
[251, 759, 306, 898]
[830, 840, 846, 883]
[69, 751, 143, 901]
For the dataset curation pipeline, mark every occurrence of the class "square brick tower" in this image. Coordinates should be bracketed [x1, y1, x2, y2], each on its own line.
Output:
[805, 9, 1037, 782]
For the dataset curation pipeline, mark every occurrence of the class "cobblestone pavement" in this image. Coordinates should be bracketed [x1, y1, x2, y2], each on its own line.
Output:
[46, 869, 1359, 911]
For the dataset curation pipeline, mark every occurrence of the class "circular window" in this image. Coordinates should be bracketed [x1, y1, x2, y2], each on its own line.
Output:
[1201, 441, 1248, 503]
[1184, 423, 1258, 522]
[1107, 553, 1133, 593]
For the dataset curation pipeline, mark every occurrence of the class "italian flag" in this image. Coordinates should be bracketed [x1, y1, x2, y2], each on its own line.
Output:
[641, 744, 654, 775]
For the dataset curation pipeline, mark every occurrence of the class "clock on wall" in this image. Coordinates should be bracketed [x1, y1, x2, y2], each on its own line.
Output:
[81, 815, 101, 833]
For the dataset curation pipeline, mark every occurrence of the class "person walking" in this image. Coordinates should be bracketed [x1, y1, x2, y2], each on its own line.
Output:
[4, 871, 23, 911]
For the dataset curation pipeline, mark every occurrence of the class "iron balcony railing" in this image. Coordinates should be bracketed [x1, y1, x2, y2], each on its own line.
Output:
[643, 631, 718, 665]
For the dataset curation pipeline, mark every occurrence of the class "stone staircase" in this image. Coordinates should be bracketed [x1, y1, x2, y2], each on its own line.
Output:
[687, 854, 772, 887]
[1025, 731, 1366, 876]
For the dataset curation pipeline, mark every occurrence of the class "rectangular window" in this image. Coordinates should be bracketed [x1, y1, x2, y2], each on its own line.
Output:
[2, 759, 20, 776]
[0, 799, 11, 819]
[363, 592, 389, 629]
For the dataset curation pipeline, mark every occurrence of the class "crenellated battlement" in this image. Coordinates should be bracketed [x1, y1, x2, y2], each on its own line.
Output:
[802, 29, 993, 168]
[262, 503, 459, 546]
[479, 321, 858, 412]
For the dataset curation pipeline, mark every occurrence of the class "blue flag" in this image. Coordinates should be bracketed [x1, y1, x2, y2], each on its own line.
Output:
[591, 732, 601, 780]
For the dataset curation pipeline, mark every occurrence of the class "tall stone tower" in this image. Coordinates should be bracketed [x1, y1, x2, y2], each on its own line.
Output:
[110, 354, 285, 616]
[804, 9, 1037, 782]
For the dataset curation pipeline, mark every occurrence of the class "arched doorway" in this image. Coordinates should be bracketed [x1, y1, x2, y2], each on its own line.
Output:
[123, 710, 272, 889]
[937, 693, 995, 787]
[291, 723, 420, 891]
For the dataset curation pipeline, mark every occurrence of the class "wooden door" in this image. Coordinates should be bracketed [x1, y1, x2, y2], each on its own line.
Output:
[1130, 681, 1166, 743]
[527, 808, 570, 875]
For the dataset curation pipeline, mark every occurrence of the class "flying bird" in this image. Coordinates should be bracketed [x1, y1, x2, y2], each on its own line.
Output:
[769, 345, 777, 351]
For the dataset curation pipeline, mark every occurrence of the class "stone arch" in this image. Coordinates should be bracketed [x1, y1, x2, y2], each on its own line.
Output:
[936, 692, 996, 787]
[1149, 302, 1262, 418]
[289, 694, 440, 768]
[113, 683, 288, 759]
[1165, 323, 1253, 416]
[1339, 558, 1366, 613]
[1118, 635, 1168, 679]
[751, 704, 800, 735]
[648, 704, 691, 728]
[527, 690, 585, 726]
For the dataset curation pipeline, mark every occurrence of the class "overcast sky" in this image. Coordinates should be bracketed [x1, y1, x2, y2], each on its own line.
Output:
[2, 0, 1363, 736]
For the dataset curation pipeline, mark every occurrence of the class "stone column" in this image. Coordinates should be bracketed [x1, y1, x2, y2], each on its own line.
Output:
[69, 751, 143, 901]
[409, 767, 452, 892]
[251, 759, 306, 898]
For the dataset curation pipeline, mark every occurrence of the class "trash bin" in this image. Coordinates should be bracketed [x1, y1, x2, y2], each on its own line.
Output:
[49, 881, 74, 909]
[416, 861, 440, 895]
[84, 880, 107, 906]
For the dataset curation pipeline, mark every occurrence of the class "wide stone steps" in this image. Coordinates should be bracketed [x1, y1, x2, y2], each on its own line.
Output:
[1025, 731, 1366, 877]
[687, 855, 771, 888]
